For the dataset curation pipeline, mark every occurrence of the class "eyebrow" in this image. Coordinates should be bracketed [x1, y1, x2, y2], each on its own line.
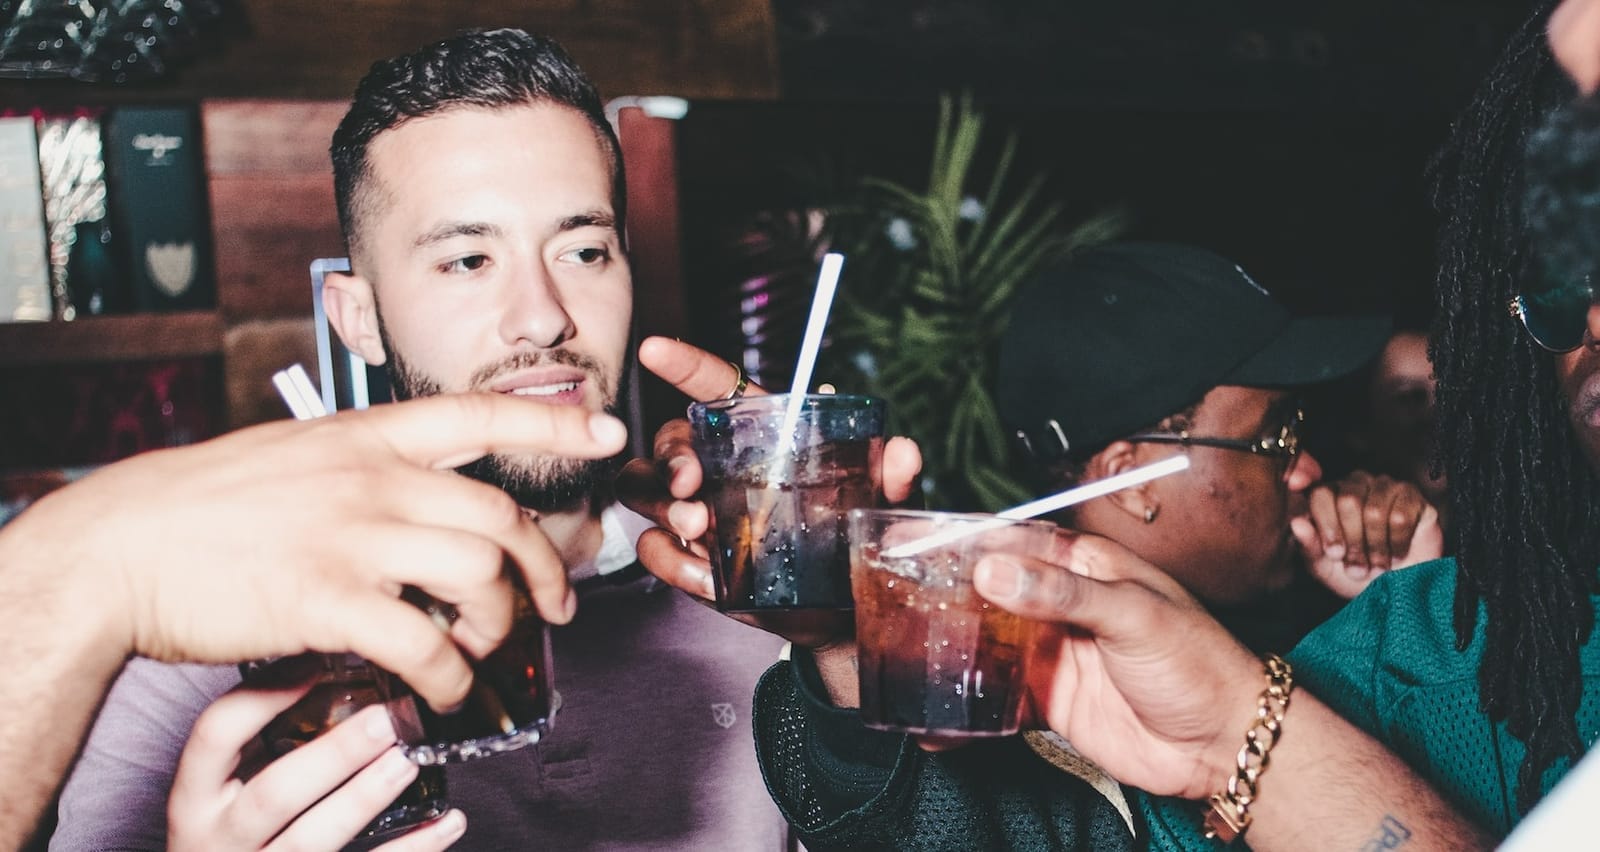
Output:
[410, 209, 618, 252]
[560, 209, 617, 233]
[412, 221, 503, 250]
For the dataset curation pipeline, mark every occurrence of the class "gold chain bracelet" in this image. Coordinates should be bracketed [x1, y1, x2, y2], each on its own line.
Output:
[1202, 653, 1294, 843]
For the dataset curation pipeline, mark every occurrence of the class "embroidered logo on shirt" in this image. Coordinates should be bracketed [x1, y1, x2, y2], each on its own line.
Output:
[710, 703, 737, 729]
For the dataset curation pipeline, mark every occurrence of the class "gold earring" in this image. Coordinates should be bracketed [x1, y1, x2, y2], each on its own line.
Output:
[1144, 506, 1158, 524]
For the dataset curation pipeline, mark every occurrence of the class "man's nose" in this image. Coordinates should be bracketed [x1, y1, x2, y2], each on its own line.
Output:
[1584, 300, 1600, 350]
[500, 265, 576, 349]
[1285, 447, 1323, 491]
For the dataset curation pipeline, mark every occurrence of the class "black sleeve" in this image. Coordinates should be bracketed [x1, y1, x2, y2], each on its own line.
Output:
[752, 651, 1140, 851]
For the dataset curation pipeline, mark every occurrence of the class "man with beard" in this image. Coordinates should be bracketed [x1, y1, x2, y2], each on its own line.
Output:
[48, 29, 789, 850]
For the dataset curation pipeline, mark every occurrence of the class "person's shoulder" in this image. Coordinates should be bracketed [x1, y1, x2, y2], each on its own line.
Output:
[1291, 556, 1475, 701]
[1306, 556, 1460, 643]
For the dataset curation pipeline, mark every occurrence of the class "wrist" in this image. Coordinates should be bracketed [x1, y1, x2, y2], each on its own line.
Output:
[1200, 653, 1296, 844]
[809, 640, 861, 708]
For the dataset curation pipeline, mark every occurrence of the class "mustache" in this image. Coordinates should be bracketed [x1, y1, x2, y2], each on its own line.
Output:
[467, 347, 607, 391]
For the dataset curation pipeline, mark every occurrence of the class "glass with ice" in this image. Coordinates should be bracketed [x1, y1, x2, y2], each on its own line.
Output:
[244, 654, 449, 838]
[848, 508, 1053, 736]
[688, 393, 886, 612]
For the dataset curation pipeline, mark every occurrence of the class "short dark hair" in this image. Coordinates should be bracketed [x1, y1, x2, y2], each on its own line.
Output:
[330, 28, 625, 261]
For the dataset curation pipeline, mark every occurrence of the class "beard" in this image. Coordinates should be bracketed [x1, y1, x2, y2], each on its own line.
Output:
[1525, 89, 1600, 286]
[381, 322, 628, 514]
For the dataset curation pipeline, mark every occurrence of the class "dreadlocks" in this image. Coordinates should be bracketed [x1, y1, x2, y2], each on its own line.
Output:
[1429, 1, 1600, 812]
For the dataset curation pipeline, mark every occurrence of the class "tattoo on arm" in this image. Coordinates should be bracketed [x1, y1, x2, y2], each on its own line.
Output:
[1359, 815, 1412, 851]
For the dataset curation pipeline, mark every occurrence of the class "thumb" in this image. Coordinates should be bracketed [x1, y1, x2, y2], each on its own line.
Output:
[1394, 505, 1445, 569]
[975, 554, 1150, 640]
[638, 336, 770, 402]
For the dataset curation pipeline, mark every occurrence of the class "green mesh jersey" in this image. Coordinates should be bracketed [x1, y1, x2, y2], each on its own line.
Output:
[1143, 557, 1600, 847]
[753, 651, 1138, 850]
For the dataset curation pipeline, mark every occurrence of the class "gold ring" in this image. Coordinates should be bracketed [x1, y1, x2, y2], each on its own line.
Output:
[722, 361, 749, 400]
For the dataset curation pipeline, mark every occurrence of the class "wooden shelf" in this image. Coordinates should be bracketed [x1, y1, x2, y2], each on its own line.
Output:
[0, 311, 223, 366]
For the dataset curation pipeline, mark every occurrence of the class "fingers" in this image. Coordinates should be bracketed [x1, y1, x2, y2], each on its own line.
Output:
[974, 553, 1136, 638]
[1289, 515, 1323, 563]
[262, 748, 427, 851]
[370, 811, 469, 851]
[635, 528, 714, 599]
[1376, 484, 1425, 568]
[1331, 479, 1375, 567]
[171, 680, 317, 808]
[333, 599, 475, 713]
[881, 437, 923, 506]
[362, 463, 573, 628]
[652, 420, 703, 501]
[230, 707, 404, 847]
[638, 336, 770, 401]
[1394, 504, 1445, 569]
[361, 393, 627, 470]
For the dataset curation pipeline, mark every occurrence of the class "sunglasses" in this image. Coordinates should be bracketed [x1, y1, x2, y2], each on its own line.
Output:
[1124, 407, 1304, 461]
[1508, 276, 1596, 353]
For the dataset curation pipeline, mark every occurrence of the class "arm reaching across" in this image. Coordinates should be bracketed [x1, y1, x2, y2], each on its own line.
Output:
[973, 530, 1491, 850]
[0, 392, 626, 848]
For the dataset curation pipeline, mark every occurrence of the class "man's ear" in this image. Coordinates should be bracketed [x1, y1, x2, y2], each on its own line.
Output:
[1085, 441, 1153, 522]
[322, 271, 387, 366]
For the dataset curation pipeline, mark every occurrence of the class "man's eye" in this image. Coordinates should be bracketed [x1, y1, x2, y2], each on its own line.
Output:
[564, 247, 609, 265]
[441, 255, 489, 274]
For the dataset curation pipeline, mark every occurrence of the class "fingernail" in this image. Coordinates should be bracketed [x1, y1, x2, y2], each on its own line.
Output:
[366, 706, 397, 742]
[1325, 544, 1345, 560]
[562, 587, 579, 622]
[379, 748, 416, 784]
[667, 455, 693, 478]
[687, 564, 715, 599]
[667, 501, 698, 534]
[588, 413, 627, 446]
[977, 556, 1027, 601]
[433, 809, 467, 841]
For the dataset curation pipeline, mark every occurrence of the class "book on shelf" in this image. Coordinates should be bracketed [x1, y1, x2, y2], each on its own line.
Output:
[0, 115, 52, 323]
[103, 105, 216, 313]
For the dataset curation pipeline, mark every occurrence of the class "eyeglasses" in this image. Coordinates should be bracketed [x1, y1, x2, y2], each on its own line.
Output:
[1124, 407, 1303, 460]
[1508, 276, 1596, 353]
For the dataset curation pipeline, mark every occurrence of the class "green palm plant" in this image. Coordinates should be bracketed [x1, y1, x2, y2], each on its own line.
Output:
[821, 93, 1123, 510]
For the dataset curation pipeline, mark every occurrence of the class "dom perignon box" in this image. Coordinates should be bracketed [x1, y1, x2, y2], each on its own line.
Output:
[0, 116, 52, 322]
[104, 106, 215, 312]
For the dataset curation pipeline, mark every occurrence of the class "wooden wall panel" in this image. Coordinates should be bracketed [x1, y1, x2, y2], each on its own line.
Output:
[204, 100, 346, 322]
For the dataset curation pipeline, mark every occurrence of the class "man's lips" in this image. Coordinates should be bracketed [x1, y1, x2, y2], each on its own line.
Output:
[486, 368, 587, 399]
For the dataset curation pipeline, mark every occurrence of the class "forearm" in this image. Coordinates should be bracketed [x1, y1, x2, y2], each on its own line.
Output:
[1230, 694, 1492, 851]
[811, 640, 860, 708]
[0, 510, 131, 847]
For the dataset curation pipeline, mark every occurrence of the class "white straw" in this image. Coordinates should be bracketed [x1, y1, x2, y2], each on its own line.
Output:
[287, 364, 328, 418]
[273, 363, 328, 421]
[272, 371, 316, 421]
[772, 252, 845, 464]
[880, 455, 1191, 559]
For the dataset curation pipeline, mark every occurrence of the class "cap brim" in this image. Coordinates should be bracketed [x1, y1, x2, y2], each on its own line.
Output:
[1222, 315, 1393, 387]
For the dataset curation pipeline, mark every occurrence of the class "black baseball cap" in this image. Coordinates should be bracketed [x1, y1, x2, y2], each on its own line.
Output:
[997, 242, 1390, 461]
